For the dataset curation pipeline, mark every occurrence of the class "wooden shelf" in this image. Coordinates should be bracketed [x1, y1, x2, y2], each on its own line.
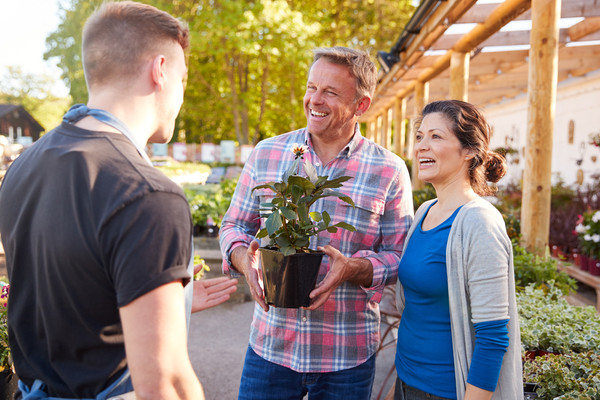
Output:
[558, 263, 600, 312]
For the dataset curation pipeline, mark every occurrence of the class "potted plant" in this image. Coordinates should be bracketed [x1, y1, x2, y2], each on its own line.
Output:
[518, 283, 600, 355]
[590, 131, 600, 149]
[575, 210, 600, 274]
[523, 352, 600, 399]
[512, 244, 576, 295]
[251, 144, 356, 307]
[0, 282, 17, 399]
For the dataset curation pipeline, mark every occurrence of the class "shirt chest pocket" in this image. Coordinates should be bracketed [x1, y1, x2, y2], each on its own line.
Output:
[335, 193, 386, 236]
[252, 188, 277, 217]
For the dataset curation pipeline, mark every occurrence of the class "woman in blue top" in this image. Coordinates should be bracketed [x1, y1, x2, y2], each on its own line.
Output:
[394, 100, 523, 400]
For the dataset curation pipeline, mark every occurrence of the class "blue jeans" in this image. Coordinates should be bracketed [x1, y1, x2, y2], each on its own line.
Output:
[238, 346, 376, 400]
[394, 378, 452, 400]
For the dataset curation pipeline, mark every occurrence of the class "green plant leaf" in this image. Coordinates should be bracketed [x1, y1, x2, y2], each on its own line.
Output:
[327, 226, 338, 233]
[309, 211, 322, 222]
[295, 235, 309, 248]
[322, 210, 331, 225]
[265, 211, 283, 236]
[280, 206, 297, 221]
[291, 185, 303, 203]
[333, 221, 356, 231]
[251, 183, 276, 194]
[315, 176, 328, 186]
[316, 176, 352, 190]
[281, 246, 296, 256]
[275, 236, 291, 248]
[339, 196, 355, 207]
[274, 182, 287, 193]
[288, 175, 315, 192]
[297, 202, 310, 223]
[256, 228, 268, 239]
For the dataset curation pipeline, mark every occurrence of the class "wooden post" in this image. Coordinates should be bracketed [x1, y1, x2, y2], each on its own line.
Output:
[411, 81, 429, 190]
[521, 0, 561, 256]
[374, 115, 381, 145]
[450, 51, 470, 101]
[366, 119, 374, 141]
[393, 98, 407, 157]
[381, 108, 389, 149]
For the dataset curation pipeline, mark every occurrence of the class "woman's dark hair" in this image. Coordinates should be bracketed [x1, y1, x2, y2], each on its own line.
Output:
[420, 100, 507, 196]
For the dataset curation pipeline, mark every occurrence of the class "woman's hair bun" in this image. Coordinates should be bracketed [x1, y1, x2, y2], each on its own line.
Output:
[484, 151, 507, 183]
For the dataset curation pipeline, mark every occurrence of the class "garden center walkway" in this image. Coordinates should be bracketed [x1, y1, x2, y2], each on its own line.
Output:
[191, 239, 398, 400]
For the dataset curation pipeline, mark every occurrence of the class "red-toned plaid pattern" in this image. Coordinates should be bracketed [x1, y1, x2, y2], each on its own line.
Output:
[220, 126, 413, 372]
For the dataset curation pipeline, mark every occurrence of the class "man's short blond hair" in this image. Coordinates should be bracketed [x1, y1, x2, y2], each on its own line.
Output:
[82, 1, 189, 89]
[312, 47, 377, 100]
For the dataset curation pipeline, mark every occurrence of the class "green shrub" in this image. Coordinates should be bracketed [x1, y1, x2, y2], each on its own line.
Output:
[185, 177, 238, 228]
[518, 283, 600, 354]
[513, 244, 576, 295]
[412, 184, 436, 211]
[523, 352, 600, 399]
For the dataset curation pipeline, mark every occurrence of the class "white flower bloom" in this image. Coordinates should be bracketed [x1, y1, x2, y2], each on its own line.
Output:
[584, 234, 592, 241]
[593, 211, 600, 223]
[575, 224, 586, 234]
[291, 143, 308, 157]
[593, 234, 600, 243]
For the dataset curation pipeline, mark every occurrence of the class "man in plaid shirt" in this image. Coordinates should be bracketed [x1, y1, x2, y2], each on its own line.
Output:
[220, 46, 413, 399]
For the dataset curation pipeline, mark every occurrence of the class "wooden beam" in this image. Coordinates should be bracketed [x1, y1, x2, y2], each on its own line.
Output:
[457, 0, 600, 23]
[453, 0, 532, 53]
[450, 52, 470, 101]
[432, 29, 569, 50]
[375, 0, 476, 100]
[393, 97, 407, 157]
[568, 16, 600, 42]
[521, 0, 561, 256]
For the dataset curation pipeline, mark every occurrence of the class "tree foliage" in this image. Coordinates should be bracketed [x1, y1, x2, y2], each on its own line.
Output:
[0, 66, 71, 132]
[44, 0, 414, 144]
[44, 0, 103, 104]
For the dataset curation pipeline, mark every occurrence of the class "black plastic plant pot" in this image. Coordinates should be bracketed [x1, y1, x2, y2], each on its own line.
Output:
[259, 247, 324, 308]
[523, 382, 538, 399]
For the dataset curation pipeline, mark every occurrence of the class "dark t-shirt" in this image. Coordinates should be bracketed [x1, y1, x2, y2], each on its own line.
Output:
[0, 123, 192, 397]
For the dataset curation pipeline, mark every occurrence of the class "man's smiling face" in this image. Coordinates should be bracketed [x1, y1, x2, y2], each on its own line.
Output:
[303, 58, 362, 142]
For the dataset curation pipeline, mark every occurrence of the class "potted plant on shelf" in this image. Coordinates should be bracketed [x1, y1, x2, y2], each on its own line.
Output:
[251, 144, 356, 308]
[590, 131, 600, 149]
[0, 282, 17, 399]
[575, 210, 600, 274]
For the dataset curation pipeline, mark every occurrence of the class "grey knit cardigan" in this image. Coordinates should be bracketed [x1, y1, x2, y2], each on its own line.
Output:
[395, 197, 523, 400]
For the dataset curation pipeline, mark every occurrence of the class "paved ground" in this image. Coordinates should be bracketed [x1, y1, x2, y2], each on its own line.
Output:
[188, 286, 398, 400]
[191, 243, 398, 400]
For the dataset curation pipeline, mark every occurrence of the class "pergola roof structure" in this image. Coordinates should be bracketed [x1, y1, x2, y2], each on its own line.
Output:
[362, 0, 600, 121]
[360, 0, 600, 254]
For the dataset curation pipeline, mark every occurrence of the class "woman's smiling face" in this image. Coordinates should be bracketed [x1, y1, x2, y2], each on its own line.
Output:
[414, 112, 472, 187]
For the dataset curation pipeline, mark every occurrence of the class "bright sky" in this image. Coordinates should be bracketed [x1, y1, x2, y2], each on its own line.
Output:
[0, 0, 69, 97]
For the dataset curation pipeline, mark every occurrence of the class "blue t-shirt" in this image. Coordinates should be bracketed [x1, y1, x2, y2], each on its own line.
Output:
[395, 202, 461, 399]
[395, 202, 510, 398]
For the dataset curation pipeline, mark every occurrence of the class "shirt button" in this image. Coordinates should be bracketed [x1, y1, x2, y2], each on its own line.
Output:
[302, 316, 307, 322]
[315, 163, 320, 167]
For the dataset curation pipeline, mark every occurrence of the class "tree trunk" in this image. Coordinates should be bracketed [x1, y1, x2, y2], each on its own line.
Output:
[254, 54, 269, 144]
[226, 53, 243, 145]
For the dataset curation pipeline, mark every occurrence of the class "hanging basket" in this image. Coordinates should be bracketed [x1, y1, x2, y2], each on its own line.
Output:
[259, 247, 323, 308]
